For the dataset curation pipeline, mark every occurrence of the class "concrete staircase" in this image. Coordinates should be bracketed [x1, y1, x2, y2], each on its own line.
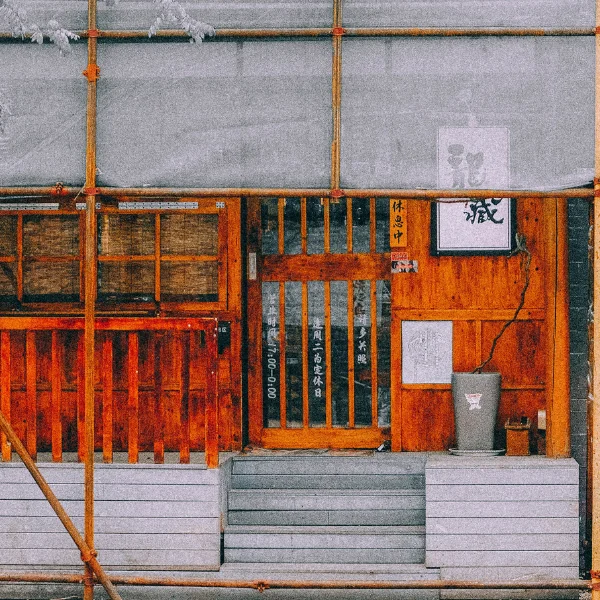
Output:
[223, 453, 434, 570]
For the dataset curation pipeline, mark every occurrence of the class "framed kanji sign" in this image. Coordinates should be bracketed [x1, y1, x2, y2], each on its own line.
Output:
[431, 127, 517, 256]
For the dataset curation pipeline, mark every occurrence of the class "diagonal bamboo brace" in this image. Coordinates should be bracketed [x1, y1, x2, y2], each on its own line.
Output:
[0, 409, 123, 600]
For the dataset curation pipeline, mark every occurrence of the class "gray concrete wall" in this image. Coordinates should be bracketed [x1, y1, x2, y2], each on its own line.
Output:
[0, 463, 221, 572]
[425, 455, 580, 600]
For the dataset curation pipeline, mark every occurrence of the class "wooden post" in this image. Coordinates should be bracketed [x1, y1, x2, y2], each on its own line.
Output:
[545, 197, 571, 458]
[127, 332, 139, 463]
[0, 332, 10, 462]
[591, 1, 600, 590]
[205, 321, 219, 468]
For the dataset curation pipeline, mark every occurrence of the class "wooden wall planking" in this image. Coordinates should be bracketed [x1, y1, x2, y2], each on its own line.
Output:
[392, 198, 559, 452]
[0, 326, 234, 459]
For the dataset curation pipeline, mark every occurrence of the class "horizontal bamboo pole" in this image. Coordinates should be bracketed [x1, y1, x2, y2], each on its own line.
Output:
[346, 27, 594, 37]
[0, 573, 591, 590]
[0, 573, 84, 584]
[0, 27, 593, 42]
[0, 187, 594, 199]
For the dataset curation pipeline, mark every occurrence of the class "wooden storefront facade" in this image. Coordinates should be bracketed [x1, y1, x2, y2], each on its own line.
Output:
[0, 0, 596, 596]
[0, 194, 571, 459]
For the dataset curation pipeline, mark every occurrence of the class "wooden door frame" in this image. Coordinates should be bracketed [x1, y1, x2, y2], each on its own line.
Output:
[245, 197, 391, 448]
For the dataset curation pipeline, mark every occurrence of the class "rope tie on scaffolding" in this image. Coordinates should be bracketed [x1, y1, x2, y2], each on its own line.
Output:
[255, 581, 270, 592]
[80, 548, 98, 564]
[83, 65, 101, 82]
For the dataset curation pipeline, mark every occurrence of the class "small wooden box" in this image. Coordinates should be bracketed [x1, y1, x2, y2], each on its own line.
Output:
[505, 418, 531, 456]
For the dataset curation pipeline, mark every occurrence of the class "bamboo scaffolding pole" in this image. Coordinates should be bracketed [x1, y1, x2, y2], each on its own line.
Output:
[1, 26, 593, 41]
[330, 0, 342, 191]
[0, 187, 595, 198]
[0, 413, 122, 600]
[0, 572, 591, 590]
[83, 0, 99, 595]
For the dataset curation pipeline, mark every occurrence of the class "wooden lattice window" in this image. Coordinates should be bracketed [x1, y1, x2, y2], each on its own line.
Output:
[97, 200, 227, 310]
[0, 208, 82, 306]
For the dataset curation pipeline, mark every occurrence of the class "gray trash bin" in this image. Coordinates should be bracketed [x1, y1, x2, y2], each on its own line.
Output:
[451, 372, 501, 451]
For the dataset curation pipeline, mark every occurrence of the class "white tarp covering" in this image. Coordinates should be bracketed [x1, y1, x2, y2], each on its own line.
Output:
[341, 37, 594, 190]
[343, 0, 594, 28]
[0, 44, 87, 186]
[98, 0, 333, 30]
[96, 40, 332, 188]
[2, 0, 593, 32]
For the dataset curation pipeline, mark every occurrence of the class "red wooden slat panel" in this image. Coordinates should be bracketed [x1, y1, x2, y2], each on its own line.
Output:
[51, 331, 62, 462]
[180, 331, 191, 464]
[154, 332, 164, 463]
[102, 333, 113, 463]
[1, 332, 11, 461]
[25, 331, 37, 460]
[77, 332, 85, 461]
[127, 332, 139, 464]
[0, 317, 219, 463]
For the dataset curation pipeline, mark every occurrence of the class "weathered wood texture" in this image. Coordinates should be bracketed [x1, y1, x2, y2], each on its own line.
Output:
[0, 197, 243, 461]
[0, 463, 220, 569]
[425, 455, 579, 599]
[249, 197, 568, 453]
[393, 198, 567, 453]
[0, 318, 223, 462]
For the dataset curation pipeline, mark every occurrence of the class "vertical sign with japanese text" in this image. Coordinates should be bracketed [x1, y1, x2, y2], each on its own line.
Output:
[312, 316, 325, 403]
[390, 199, 407, 248]
[308, 281, 326, 426]
[353, 280, 372, 425]
[262, 282, 280, 426]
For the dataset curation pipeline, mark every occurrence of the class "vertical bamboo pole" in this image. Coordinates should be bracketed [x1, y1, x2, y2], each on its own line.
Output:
[330, 0, 342, 192]
[83, 0, 99, 594]
[591, 1, 600, 592]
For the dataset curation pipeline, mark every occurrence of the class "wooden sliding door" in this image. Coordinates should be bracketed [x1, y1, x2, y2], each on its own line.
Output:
[247, 197, 391, 448]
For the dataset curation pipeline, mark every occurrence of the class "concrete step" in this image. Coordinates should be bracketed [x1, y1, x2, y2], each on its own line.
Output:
[228, 488, 424, 526]
[231, 472, 425, 490]
[231, 454, 427, 476]
[223, 525, 425, 564]
[230, 455, 426, 491]
[219, 561, 439, 578]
